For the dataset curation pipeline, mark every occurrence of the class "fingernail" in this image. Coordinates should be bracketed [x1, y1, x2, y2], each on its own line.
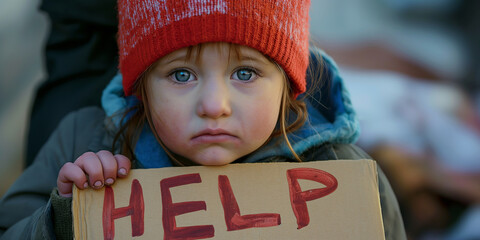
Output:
[106, 178, 114, 185]
[94, 181, 103, 188]
[118, 168, 127, 176]
[83, 182, 88, 189]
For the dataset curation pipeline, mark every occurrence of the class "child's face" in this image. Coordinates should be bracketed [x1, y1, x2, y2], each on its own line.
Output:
[146, 43, 284, 165]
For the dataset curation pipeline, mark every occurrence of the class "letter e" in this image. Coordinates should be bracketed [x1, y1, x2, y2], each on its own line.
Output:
[161, 173, 214, 240]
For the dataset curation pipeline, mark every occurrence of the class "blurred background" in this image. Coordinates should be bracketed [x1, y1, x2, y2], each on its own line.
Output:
[0, 0, 47, 198]
[0, 0, 479, 239]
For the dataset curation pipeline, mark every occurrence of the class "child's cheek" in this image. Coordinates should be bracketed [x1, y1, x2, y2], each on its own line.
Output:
[244, 93, 282, 143]
[150, 102, 186, 145]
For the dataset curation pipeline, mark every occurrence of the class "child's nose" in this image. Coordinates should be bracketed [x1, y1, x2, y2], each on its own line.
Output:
[196, 79, 232, 119]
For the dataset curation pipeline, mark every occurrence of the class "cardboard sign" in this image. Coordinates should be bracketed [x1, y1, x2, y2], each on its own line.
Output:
[72, 160, 385, 239]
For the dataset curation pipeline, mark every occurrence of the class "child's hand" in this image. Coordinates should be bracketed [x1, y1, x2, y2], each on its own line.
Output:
[57, 151, 131, 197]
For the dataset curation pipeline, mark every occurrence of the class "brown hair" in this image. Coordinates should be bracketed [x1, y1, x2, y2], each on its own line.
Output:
[112, 43, 323, 165]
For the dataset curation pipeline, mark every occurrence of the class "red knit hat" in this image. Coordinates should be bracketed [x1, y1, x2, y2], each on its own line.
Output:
[118, 0, 311, 98]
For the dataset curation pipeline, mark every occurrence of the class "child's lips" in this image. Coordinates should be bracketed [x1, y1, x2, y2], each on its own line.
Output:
[191, 129, 239, 144]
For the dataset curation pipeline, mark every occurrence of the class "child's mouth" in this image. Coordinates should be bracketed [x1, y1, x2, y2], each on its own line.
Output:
[191, 129, 239, 144]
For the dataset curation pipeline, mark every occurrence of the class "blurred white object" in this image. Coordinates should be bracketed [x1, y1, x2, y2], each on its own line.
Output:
[342, 67, 480, 173]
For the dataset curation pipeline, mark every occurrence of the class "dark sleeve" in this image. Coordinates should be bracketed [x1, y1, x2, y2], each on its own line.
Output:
[328, 144, 408, 240]
[26, 0, 118, 167]
[377, 165, 408, 240]
[0, 107, 105, 239]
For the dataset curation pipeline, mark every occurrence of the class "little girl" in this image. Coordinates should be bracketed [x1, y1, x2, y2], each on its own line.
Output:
[0, 0, 406, 239]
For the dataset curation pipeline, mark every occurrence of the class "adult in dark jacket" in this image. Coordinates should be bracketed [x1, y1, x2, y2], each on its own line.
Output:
[25, 0, 118, 167]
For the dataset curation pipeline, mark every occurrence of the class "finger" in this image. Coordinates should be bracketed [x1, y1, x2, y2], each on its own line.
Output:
[57, 162, 88, 197]
[96, 150, 118, 185]
[114, 154, 132, 178]
[75, 152, 104, 189]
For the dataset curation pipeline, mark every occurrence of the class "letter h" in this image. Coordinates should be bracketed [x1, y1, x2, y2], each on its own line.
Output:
[103, 179, 145, 240]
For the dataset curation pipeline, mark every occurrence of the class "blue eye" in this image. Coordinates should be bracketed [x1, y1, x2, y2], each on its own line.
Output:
[173, 70, 192, 82]
[233, 68, 255, 81]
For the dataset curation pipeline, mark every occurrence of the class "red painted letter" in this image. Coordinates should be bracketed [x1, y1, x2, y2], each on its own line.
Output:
[161, 173, 214, 240]
[218, 175, 281, 231]
[287, 168, 338, 229]
[103, 179, 144, 240]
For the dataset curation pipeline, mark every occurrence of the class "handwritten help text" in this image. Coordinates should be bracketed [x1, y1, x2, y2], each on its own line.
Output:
[102, 168, 338, 240]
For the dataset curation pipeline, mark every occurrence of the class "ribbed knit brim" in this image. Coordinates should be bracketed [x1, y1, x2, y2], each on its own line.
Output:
[118, 0, 310, 98]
